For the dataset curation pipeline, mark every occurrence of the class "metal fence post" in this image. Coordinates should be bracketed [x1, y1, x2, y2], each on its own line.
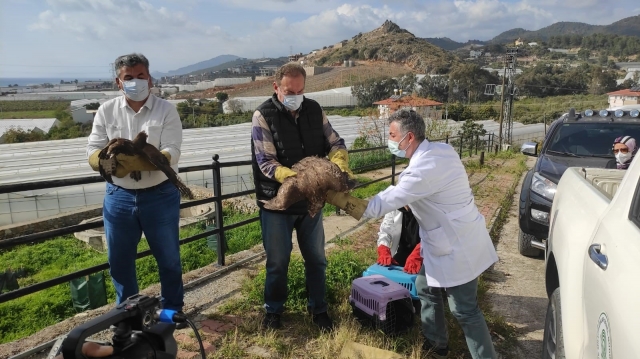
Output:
[459, 137, 463, 159]
[212, 154, 226, 266]
[391, 154, 396, 185]
[445, 135, 449, 144]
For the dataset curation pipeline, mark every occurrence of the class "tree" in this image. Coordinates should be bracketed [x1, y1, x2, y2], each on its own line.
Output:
[397, 73, 416, 94]
[2, 128, 47, 143]
[448, 103, 474, 122]
[74, 79, 78, 85]
[577, 48, 590, 61]
[225, 99, 244, 114]
[351, 76, 398, 107]
[589, 69, 618, 95]
[416, 75, 449, 103]
[447, 64, 499, 103]
[474, 103, 498, 121]
[457, 119, 487, 153]
[83, 102, 101, 110]
[215, 92, 229, 102]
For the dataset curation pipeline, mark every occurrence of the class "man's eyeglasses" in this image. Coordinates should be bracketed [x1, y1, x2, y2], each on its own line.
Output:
[613, 148, 629, 154]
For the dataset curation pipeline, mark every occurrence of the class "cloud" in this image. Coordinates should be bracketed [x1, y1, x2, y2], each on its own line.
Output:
[9, 0, 639, 76]
[29, 0, 228, 41]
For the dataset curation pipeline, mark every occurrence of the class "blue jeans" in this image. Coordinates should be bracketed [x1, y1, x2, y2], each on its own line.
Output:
[260, 209, 327, 315]
[103, 180, 184, 311]
[416, 266, 497, 359]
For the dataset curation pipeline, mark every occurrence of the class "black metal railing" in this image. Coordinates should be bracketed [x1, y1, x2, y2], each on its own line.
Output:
[0, 134, 495, 304]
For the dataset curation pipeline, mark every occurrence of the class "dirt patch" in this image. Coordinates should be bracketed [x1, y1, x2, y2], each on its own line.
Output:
[175, 62, 413, 99]
[486, 157, 547, 358]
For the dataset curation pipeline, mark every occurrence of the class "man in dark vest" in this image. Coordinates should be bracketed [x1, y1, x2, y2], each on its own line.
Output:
[251, 63, 353, 331]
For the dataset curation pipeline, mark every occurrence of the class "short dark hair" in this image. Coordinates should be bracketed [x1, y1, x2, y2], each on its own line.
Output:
[388, 110, 426, 141]
[114, 53, 150, 77]
[275, 63, 306, 85]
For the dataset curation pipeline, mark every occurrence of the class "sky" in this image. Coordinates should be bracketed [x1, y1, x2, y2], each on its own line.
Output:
[1, 0, 639, 78]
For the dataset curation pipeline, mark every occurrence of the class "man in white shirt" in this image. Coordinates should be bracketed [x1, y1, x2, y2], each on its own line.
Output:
[327, 110, 498, 359]
[86, 53, 185, 320]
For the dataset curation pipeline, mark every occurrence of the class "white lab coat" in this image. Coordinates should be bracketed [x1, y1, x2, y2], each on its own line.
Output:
[364, 140, 498, 288]
[377, 210, 403, 255]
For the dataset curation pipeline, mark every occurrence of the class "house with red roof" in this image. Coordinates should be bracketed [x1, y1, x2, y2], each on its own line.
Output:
[373, 91, 444, 120]
[607, 87, 640, 108]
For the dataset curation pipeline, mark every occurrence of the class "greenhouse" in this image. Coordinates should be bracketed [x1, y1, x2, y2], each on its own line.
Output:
[222, 87, 358, 113]
[0, 116, 364, 226]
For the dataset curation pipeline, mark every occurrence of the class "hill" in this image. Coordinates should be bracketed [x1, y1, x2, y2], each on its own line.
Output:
[423, 37, 486, 50]
[489, 15, 640, 43]
[305, 20, 458, 73]
[185, 57, 288, 77]
[151, 54, 241, 77]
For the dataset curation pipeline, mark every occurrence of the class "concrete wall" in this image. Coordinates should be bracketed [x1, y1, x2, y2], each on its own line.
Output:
[0, 205, 102, 241]
[304, 66, 331, 76]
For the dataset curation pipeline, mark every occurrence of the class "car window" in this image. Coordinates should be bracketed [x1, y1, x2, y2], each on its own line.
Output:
[546, 123, 640, 156]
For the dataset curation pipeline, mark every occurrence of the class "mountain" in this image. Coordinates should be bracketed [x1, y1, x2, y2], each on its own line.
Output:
[423, 37, 486, 50]
[489, 15, 640, 43]
[151, 54, 241, 77]
[306, 20, 458, 73]
[185, 57, 288, 77]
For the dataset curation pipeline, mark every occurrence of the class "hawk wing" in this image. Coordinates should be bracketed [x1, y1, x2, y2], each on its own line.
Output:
[139, 144, 193, 199]
[97, 139, 119, 183]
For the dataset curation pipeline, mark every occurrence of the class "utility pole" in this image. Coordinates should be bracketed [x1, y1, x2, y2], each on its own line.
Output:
[501, 47, 518, 147]
[497, 66, 507, 148]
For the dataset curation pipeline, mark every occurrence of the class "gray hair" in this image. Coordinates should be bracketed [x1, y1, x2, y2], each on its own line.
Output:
[388, 110, 426, 141]
[114, 53, 150, 77]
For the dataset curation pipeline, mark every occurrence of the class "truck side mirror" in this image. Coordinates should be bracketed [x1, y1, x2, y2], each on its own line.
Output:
[521, 142, 538, 157]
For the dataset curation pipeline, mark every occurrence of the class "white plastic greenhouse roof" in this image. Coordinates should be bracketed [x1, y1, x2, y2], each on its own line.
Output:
[0, 118, 59, 135]
[0, 115, 365, 185]
[0, 116, 546, 186]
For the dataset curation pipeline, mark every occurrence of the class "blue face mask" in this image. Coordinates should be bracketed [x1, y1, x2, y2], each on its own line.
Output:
[282, 94, 303, 111]
[388, 133, 409, 158]
[121, 78, 150, 102]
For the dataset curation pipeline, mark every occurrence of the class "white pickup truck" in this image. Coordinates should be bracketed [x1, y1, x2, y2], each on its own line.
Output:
[542, 158, 640, 358]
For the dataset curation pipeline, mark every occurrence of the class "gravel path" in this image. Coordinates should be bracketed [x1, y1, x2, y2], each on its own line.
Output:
[487, 157, 547, 358]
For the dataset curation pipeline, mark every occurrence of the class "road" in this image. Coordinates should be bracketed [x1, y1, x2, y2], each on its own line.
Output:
[488, 157, 547, 358]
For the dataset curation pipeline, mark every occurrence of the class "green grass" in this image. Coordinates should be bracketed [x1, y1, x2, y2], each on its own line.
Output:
[0, 110, 59, 119]
[0, 100, 69, 112]
[0, 209, 262, 344]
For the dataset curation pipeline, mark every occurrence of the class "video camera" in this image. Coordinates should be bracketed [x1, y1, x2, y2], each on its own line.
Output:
[47, 294, 186, 359]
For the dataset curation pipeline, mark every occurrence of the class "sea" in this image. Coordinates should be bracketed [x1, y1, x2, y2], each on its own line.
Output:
[0, 77, 112, 88]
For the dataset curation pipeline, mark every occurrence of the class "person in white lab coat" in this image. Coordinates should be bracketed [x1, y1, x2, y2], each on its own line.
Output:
[326, 110, 498, 359]
[376, 206, 423, 274]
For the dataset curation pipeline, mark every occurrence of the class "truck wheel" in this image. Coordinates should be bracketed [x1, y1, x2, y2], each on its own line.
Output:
[542, 287, 565, 359]
[518, 229, 543, 257]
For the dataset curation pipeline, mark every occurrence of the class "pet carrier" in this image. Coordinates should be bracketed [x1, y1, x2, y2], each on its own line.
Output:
[362, 264, 419, 300]
[349, 275, 415, 335]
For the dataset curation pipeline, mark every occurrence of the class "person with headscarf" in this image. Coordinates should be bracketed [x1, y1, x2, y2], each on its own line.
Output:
[613, 136, 637, 170]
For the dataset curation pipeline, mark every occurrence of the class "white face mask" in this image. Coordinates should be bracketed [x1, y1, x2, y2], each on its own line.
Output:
[616, 151, 632, 164]
[282, 94, 303, 111]
[121, 78, 150, 102]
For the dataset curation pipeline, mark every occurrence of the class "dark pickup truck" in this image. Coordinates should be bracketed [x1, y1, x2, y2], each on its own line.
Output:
[518, 107, 640, 257]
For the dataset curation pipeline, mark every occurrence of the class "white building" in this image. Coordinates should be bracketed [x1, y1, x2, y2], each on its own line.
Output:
[607, 88, 640, 108]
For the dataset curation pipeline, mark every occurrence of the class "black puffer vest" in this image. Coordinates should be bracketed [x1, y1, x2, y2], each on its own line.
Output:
[392, 207, 421, 266]
[251, 94, 326, 214]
